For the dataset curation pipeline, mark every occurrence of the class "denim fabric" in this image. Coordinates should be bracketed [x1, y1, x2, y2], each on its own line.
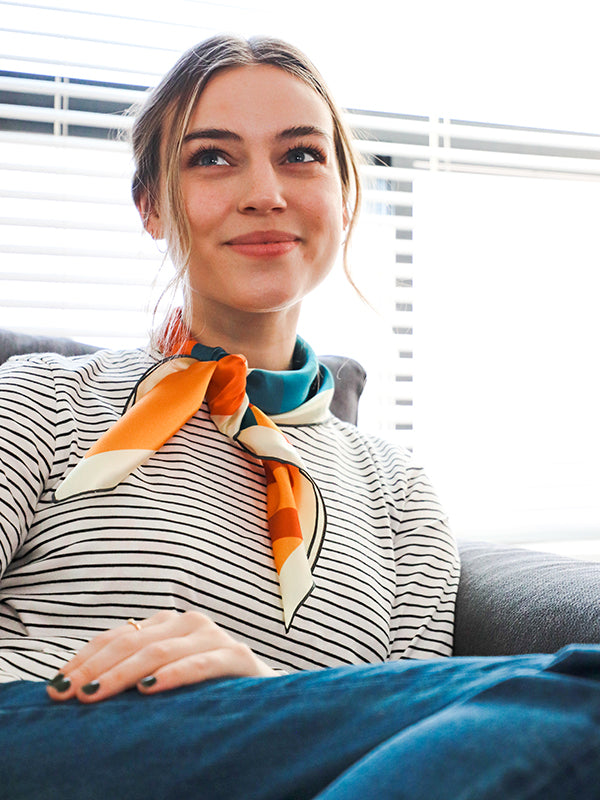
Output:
[2, 646, 600, 800]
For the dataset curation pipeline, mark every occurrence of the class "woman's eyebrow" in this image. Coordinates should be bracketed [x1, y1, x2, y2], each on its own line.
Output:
[183, 128, 241, 144]
[277, 125, 332, 142]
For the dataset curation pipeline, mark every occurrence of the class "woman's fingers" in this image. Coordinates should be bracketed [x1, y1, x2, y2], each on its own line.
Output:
[50, 610, 173, 675]
[138, 641, 276, 695]
[69, 634, 201, 703]
[47, 610, 275, 703]
[46, 610, 184, 701]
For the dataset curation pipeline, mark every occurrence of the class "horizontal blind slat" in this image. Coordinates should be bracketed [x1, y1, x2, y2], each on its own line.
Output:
[357, 139, 600, 175]
[0, 251, 173, 284]
[0, 130, 130, 151]
[0, 244, 158, 258]
[0, 75, 147, 105]
[0, 102, 132, 131]
[348, 112, 600, 151]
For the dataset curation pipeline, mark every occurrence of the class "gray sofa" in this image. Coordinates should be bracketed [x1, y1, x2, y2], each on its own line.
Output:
[1, 328, 599, 657]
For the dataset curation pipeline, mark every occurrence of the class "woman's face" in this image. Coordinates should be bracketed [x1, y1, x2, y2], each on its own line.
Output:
[174, 64, 346, 333]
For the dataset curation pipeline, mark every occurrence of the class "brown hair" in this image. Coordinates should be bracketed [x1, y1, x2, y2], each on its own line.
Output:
[130, 34, 362, 341]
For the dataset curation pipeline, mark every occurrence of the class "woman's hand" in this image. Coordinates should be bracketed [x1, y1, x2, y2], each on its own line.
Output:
[46, 610, 277, 703]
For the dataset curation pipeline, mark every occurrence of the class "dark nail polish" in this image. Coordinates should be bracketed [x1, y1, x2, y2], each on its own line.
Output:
[139, 675, 157, 688]
[48, 673, 71, 693]
[81, 680, 100, 695]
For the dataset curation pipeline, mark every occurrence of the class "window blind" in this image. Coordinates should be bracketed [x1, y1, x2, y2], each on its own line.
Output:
[2, 0, 600, 479]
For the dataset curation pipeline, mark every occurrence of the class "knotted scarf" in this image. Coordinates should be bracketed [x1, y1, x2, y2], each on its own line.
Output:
[54, 321, 334, 630]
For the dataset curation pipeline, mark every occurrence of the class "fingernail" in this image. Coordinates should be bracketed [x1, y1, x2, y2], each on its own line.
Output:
[139, 675, 157, 688]
[47, 673, 71, 693]
[81, 680, 100, 695]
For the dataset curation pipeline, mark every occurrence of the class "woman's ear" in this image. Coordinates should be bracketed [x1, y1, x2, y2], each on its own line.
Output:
[342, 204, 350, 233]
[136, 192, 164, 240]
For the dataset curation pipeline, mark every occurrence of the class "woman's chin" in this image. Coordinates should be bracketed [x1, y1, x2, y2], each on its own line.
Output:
[229, 290, 305, 316]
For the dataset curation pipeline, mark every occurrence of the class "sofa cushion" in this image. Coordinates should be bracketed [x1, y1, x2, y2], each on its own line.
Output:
[454, 540, 600, 656]
[319, 354, 366, 427]
[0, 328, 99, 363]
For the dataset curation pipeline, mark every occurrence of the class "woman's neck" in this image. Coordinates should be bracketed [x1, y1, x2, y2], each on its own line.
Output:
[187, 304, 300, 371]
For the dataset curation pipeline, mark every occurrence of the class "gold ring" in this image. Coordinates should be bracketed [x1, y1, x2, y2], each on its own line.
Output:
[127, 618, 142, 631]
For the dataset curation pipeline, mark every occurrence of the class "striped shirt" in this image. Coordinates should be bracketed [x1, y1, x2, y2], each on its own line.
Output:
[0, 348, 459, 682]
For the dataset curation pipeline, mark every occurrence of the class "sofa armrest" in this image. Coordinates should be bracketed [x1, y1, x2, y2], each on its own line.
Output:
[454, 540, 600, 656]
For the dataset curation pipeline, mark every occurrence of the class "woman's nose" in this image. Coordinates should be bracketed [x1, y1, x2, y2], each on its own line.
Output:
[238, 161, 287, 214]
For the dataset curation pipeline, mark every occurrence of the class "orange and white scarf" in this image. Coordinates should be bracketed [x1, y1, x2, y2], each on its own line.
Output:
[54, 323, 334, 630]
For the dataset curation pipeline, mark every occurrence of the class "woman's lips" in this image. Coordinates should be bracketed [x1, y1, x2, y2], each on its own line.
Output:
[225, 230, 300, 258]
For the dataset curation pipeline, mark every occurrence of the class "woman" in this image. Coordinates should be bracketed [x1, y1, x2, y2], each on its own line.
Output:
[1, 34, 598, 800]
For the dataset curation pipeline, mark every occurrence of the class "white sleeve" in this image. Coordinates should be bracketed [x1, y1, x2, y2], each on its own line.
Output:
[389, 460, 460, 659]
[0, 358, 57, 577]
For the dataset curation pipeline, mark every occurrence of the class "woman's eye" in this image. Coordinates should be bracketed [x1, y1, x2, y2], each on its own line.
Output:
[285, 147, 322, 164]
[192, 150, 229, 167]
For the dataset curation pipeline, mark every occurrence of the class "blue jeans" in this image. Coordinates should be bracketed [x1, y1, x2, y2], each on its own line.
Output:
[2, 646, 600, 800]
